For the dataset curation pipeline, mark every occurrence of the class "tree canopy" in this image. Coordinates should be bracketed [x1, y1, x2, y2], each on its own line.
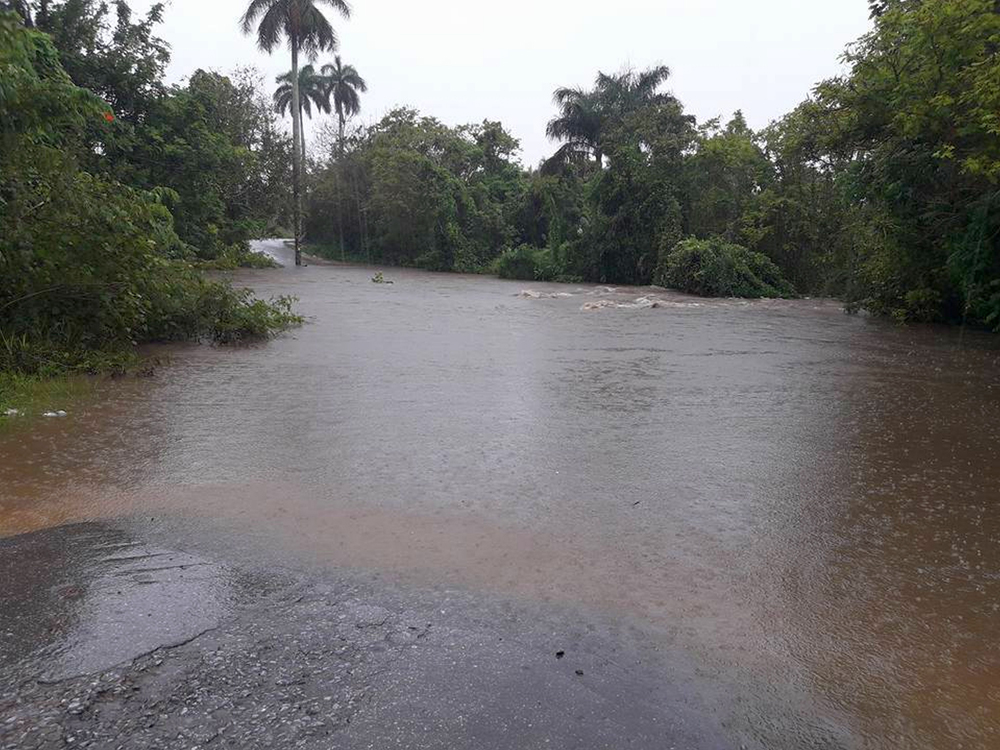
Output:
[0, 6, 298, 374]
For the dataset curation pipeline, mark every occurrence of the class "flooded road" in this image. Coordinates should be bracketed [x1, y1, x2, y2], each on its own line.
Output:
[3, 239, 1000, 748]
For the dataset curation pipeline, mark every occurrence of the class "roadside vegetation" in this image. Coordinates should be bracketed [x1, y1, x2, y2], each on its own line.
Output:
[0, 4, 300, 386]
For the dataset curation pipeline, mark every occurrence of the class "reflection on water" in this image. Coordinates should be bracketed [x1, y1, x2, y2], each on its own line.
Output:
[2, 241, 999, 748]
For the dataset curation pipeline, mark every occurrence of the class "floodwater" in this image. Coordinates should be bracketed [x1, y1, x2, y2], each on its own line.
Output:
[2, 239, 1000, 749]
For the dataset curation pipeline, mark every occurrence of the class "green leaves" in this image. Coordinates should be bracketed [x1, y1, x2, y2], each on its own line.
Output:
[655, 238, 795, 299]
[818, 0, 1000, 326]
[1, 13, 300, 375]
[274, 63, 329, 117]
[105, 68, 292, 258]
[0, 13, 103, 147]
[306, 109, 528, 272]
[241, 0, 350, 55]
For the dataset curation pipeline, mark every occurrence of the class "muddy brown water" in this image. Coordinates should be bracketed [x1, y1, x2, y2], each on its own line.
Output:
[2, 240, 1000, 748]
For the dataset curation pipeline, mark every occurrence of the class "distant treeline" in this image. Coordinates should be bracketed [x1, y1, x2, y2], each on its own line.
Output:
[307, 0, 1000, 327]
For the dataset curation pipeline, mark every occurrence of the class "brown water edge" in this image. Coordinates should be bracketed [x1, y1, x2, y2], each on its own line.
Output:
[2, 255, 1000, 748]
[5, 476, 999, 748]
[0, 480, 856, 747]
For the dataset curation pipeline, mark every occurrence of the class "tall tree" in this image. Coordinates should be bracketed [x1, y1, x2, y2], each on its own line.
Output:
[17, 0, 170, 122]
[240, 0, 350, 266]
[544, 86, 603, 171]
[543, 65, 674, 173]
[594, 65, 672, 113]
[316, 55, 364, 260]
[320, 54, 366, 155]
[274, 63, 329, 163]
[685, 111, 773, 243]
[818, 0, 1000, 325]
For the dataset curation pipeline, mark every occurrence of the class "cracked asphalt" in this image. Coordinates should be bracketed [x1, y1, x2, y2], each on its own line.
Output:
[1, 524, 732, 750]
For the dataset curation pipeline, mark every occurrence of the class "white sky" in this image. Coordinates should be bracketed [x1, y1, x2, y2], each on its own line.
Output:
[137, 0, 873, 166]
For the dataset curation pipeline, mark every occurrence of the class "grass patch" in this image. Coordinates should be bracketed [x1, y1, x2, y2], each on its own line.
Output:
[0, 371, 93, 417]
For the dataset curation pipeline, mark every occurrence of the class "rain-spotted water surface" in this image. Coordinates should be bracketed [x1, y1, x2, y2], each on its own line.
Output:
[2, 240, 999, 749]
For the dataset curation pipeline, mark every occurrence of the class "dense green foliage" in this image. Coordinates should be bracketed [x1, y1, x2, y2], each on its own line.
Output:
[495, 245, 568, 283]
[304, 76, 794, 291]
[656, 238, 795, 299]
[106, 66, 293, 259]
[0, 11, 299, 375]
[5, 0, 294, 257]
[5, 0, 1000, 334]
[819, 0, 1000, 325]
[307, 111, 528, 271]
[304, 73, 810, 293]
[302, 0, 1000, 327]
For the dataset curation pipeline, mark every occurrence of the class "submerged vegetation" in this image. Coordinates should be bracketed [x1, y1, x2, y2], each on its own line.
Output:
[0, 370, 93, 415]
[656, 239, 795, 299]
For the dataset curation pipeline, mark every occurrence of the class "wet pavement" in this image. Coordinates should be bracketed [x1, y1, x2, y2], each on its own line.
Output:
[2, 239, 1000, 748]
[1, 524, 725, 750]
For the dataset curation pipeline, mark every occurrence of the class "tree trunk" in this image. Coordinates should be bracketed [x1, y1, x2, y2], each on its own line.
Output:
[334, 164, 346, 262]
[338, 107, 346, 157]
[300, 115, 307, 166]
[290, 43, 303, 267]
[336, 104, 346, 261]
[14, 0, 33, 26]
[351, 167, 369, 264]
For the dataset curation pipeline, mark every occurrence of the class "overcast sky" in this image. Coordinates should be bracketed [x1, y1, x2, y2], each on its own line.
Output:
[135, 0, 873, 165]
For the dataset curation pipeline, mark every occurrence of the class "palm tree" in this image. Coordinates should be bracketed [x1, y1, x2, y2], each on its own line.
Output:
[241, 0, 350, 267]
[274, 64, 329, 163]
[316, 56, 364, 261]
[594, 65, 672, 114]
[320, 55, 366, 155]
[543, 65, 673, 175]
[544, 86, 604, 172]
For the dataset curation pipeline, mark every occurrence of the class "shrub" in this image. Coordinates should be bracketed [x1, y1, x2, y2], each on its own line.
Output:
[0, 15, 299, 376]
[196, 242, 279, 270]
[138, 268, 301, 345]
[495, 245, 560, 281]
[655, 237, 796, 298]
